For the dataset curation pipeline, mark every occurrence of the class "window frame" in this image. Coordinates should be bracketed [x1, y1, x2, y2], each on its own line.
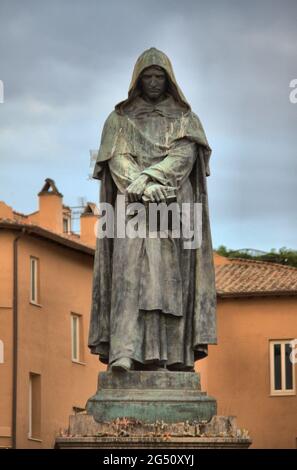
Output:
[270, 339, 296, 396]
[63, 217, 70, 233]
[71, 313, 80, 363]
[28, 372, 42, 441]
[30, 256, 40, 305]
[0, 340, 4, 364]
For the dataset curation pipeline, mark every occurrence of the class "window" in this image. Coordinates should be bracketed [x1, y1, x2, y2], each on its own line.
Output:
[0, 340, 3, 363]
[30, 257, 39, 304]
[63, 217, 70, 233]
[71, 314, 84, 362]
[270, 340, 296, 396]
[29, 373, 41, 440]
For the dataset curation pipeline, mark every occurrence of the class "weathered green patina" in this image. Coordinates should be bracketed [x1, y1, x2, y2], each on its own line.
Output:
[87, 370, 216, 424]
[88, 47, 216, 371]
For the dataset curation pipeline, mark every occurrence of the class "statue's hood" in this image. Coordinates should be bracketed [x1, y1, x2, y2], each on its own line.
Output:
[115, 47, 191, 114]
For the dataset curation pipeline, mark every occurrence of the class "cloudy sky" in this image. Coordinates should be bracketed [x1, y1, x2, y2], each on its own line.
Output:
[1, 0, 296, 250]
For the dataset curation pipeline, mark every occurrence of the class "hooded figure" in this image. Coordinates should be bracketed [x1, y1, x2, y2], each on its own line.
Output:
[88, 47, 216, 372]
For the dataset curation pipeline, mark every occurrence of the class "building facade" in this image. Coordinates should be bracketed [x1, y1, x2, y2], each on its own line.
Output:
[198, 254, 297, 449]
[0, 179, 104, 448]
[0, 181, 296, 448]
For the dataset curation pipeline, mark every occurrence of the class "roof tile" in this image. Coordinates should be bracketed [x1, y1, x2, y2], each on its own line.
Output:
[215, 258, 297, 296]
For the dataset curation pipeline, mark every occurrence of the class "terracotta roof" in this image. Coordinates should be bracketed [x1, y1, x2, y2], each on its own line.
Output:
[0, 219, 94, 255]
[1, 221, 295, 297]
[13, 210, 29, 218]
[215, 257, 297, 297]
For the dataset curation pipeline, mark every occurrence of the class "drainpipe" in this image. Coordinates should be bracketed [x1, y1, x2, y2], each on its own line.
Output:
[12, 230, 24, 449]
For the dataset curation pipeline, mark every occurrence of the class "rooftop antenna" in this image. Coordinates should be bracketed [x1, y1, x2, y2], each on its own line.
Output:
[69, 197, 87, 233]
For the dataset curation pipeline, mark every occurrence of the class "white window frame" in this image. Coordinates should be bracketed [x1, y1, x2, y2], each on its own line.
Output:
[270, 340, 296, 396]
[71, 314, 80, 362]
[30, 257, 39, 304]
[63, 217, 70, 233]
[28, 375, 33, 437]
[0, 340, 4, 363]
[28, 373, 41, 441]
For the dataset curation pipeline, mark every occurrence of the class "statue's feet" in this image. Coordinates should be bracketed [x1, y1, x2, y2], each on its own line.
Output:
[135, 362, 167, 371]
[150, 364, 167, 371]
[109, 357, 133, 372]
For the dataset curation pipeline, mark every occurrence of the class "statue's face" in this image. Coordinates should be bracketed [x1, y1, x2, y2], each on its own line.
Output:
[140, 66, 167, 103]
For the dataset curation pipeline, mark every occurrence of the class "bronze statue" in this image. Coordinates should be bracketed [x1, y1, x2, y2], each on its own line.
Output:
[88, 47, 216, 372]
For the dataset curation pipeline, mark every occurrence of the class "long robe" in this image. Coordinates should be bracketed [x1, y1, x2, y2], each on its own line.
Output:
[88, 48, 217, 370]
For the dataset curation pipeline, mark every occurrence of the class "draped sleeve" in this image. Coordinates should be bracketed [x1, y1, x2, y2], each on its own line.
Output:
[108, 153, 141, 193]
[93, 111, 124, 180]
[141, 138, 196, 189]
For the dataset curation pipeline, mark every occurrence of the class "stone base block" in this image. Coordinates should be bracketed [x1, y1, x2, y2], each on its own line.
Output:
[55, 414, 251, 449]
[86, 370, 216, 424]
[55, 371, 251, 448]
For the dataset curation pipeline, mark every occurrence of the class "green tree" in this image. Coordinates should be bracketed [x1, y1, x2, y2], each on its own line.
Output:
[215, 246, 297, 268]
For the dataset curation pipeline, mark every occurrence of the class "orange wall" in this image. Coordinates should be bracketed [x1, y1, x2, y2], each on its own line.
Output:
[197, 296, 297, 449]
[80, 215, 96, 247]
[38, 194, 63, 233]
[12, 234, 104, 448]
[2, 231, 296, 449]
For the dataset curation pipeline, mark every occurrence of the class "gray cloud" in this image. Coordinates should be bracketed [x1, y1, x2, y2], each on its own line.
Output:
[0, 0, 296, 248]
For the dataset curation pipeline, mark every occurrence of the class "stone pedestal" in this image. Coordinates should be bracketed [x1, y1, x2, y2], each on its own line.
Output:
[55, 371, 251, 449]
[55, 414, 251, 448]
[86, 370, 216, 424]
